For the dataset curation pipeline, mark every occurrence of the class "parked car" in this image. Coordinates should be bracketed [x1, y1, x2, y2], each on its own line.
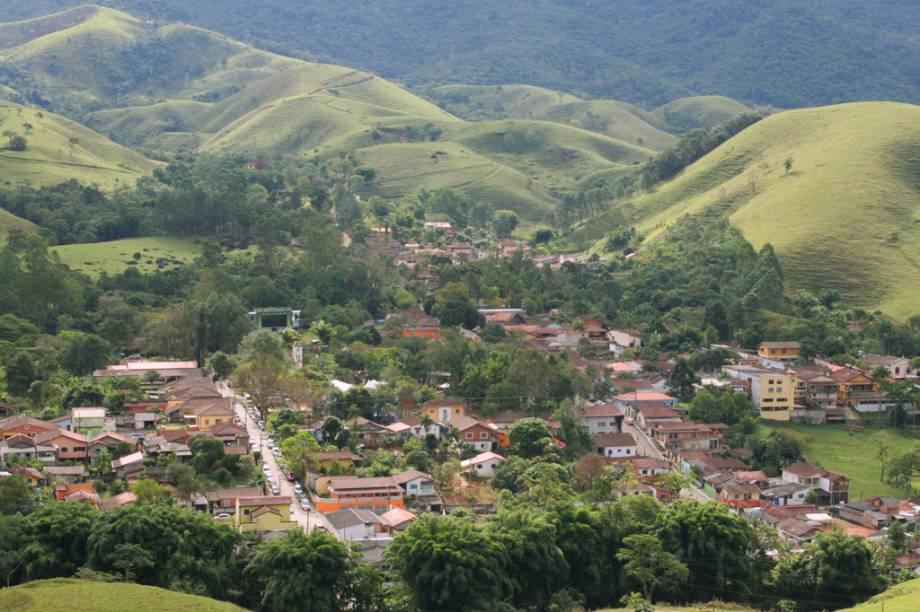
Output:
[300, 497, 310, 510]
[214, 513, 231, 520]
[293, 483, 303, 494]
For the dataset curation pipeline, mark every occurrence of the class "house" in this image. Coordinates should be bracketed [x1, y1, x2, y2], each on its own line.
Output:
[776, 517, 822, 544]
[761, 481, 811, 506]
[34, 428, 88, 461]
[378, 507, 418, 532]
[0, 434, 57, 465]
[595, 432, 639, 458]
[483, 310, 528, 326]
[840, 500, 893, 529]
[316, 476, 404, 513]
[720, 482, 762, 509]
[794, 369, 840, 409]
[102, 491, 137, 512]
[782, 463, 849, 505]
[207, 422, 249, 447]
[757, 341, 801, 362]
[71, 407, 107, 436]
[651, 421, 723, 454]
[614, 391, 678, 412]
[392, 469, 436, 497]
[327, 507, 386, 541]
[608, 329, 642, 356]
[394, 306, 442, 340]
[580, 318, 607, 341]
[449, 415, 497, 452]
[629, 457, 671, 478]
[631, 402, 682, 433]
[87, 432, 134, 462]
[420, 399, 467, 423]
[580, 403, 624, 434]
[461, 451, 504, 478]
[202, 486, 265, 515]
[174, 398, 234, 429]
[0, 415, 57, 439]
[400, 414, 441, 440]
[163, 377, 222, 401]
[112, 451, 145, 479]
[859, 354, 916, 379]
[723, 365, 796, 420]
[346, 417, 391, 450]
[831, 367, 892, 412]
[10, 464, 46, 487]
[235, 496, 298, 533]
[143, 436, 192, 460]
[423, 221, 453, 231]
[93, 359, 201, 381]
[310, 450, 362, 473]
[43, 465, 86, 485]
[60, 485, 103, 510]
[384, 422, 414, 443]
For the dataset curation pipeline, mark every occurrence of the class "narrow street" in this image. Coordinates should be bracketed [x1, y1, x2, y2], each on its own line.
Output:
[218, 382, 337, 536]
[623, 420, 712, 502]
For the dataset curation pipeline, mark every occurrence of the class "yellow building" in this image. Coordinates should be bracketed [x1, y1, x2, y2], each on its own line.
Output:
[235, 496, 298, 533]
[757, 341, 801, 361]
[754, 372, 796, 420]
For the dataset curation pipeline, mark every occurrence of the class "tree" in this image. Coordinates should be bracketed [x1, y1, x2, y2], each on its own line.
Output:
[507, 417, 552, 458]
[666, 358, 698, 403]
[655, 501, 765, 603]
[282, 431, 322, 480]
[61, 332, 111, 376]
[886, 520, 908, 556]
[493, 210, 519, 238]
[387, 514, 512, 612]
[246, 530, 381, 612]
[189, 435, 226, 474]
[21, 503, 98, 581]
[431, 282, 480, 329]
[617, 534, 688, 602]
[107, 543, 154, 581]
[7, 135, 27, 151]
[773, 529, 885, 609]
[233, 329, 288, 420]
[209, 351, 234, 381]
[130, 479, 172, 505]
[0, 476, 35, 515]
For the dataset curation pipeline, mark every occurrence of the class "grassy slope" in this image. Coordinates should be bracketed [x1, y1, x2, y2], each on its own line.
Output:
[578, 102, 920, 318]
[0, 578, 244, 611]
[0, 100, 158, 189]
[847, 578, 920, 612]
[0, 207, 38, 240]
[760, 421, 919, 498]
[652, 95, 754, 130]
[429, 83, 678, 149]
[52, 236, 202, 277]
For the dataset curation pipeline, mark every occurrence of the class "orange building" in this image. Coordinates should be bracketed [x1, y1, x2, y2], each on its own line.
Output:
[313, 476, 404, 513]
[34, 429, 88, 461]
[0, 416, 57, 439]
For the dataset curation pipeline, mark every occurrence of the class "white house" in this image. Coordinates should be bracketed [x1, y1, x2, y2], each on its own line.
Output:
[392, 469, 436, 497]
[580, 403, 624, 434]
[461, 451, 505, 478]
[326, 508, 385, 541]
[594, 432, 639, 458]
[608, 329, 642, 356]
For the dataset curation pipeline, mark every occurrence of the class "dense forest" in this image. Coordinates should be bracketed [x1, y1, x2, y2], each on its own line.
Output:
[6, 0, 920, 108]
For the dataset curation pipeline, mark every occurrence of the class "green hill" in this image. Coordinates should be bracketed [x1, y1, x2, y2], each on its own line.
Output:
[0, 6, 666, 228]
[577, 101, 920, 318]
[651, 96, 755, 131]
[846, 577, 920, 611]
[0, 99, 159, 189]
[0, 578, 245, 611]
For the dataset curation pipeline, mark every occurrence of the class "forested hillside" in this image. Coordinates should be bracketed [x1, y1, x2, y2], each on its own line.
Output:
[4, 1, 920, 108]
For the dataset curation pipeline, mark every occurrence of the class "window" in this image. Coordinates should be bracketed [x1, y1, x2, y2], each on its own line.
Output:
[480, 432, 489, 440]
[625, 448, 631, 455]
[476, 464, 482, 470]
[243, 509, 251, 515]
[598, 422, 606, 427]
[465, 432, 473, 440]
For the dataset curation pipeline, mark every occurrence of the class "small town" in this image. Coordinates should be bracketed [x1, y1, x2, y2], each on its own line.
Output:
[3, 2, 920, 611]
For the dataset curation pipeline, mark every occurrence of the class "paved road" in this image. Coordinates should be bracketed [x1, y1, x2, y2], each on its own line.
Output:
[624, 419, 711, 502]
[218, 382, 337, 536]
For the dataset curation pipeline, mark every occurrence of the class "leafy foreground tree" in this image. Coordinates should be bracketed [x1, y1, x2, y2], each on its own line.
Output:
[387, 513, 514, 612]
[617, 533, 688, 602]
[772, 529, 886, 610]
[245, 530, 384, 612]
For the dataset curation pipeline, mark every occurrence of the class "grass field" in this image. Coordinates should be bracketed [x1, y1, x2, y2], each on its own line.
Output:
[0, 207, 38, 241]
[652, 95, 755, 130]
[0, 100, 158, 190]
[847, 577, 920, 611]
[52, 237, 203, 277]
[0, 578, 244, 611]
[759, 421, 920, 498]
[576, 101, 920, 318]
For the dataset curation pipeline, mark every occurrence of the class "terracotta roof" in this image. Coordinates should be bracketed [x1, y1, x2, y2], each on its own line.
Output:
[102, 491, 137, 512]
[89, 431, 133, 445]
[461, 451, 505, 467]
[379, 507, 417, 528]
[34, 428, 86, 445]
[777, 518, 820, 538]
[0, 415, 56, 433]
[328, 476, 400, 491]
[653, 421, 719, 433]
[629, 457, 670, 470]
[636, 403, 681, 419]
[594, 432, 637, 447]
[204, 487, 262, 503]
[238, 496, 292, 506]
[583, 404, 624, 418]
[615, 391, 677, 402]
[735, 470, 768, 482]
[43, 465, 85, 476]
[722, 482, 761, 495]
[783, 463, 824, 478]
[420, 398, 466, 409]
[759, 341, 801, 349]
[391, 470, 434, 485]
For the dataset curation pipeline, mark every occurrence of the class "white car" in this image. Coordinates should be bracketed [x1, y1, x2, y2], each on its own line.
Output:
[300, 497, 310, 510]
[293, 483, 303, 494]
[214, 513, 231, 520]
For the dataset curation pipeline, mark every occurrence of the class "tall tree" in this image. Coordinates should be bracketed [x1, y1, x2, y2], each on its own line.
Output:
[666, 358, 699, 403]
[617, 534, 688, 602]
